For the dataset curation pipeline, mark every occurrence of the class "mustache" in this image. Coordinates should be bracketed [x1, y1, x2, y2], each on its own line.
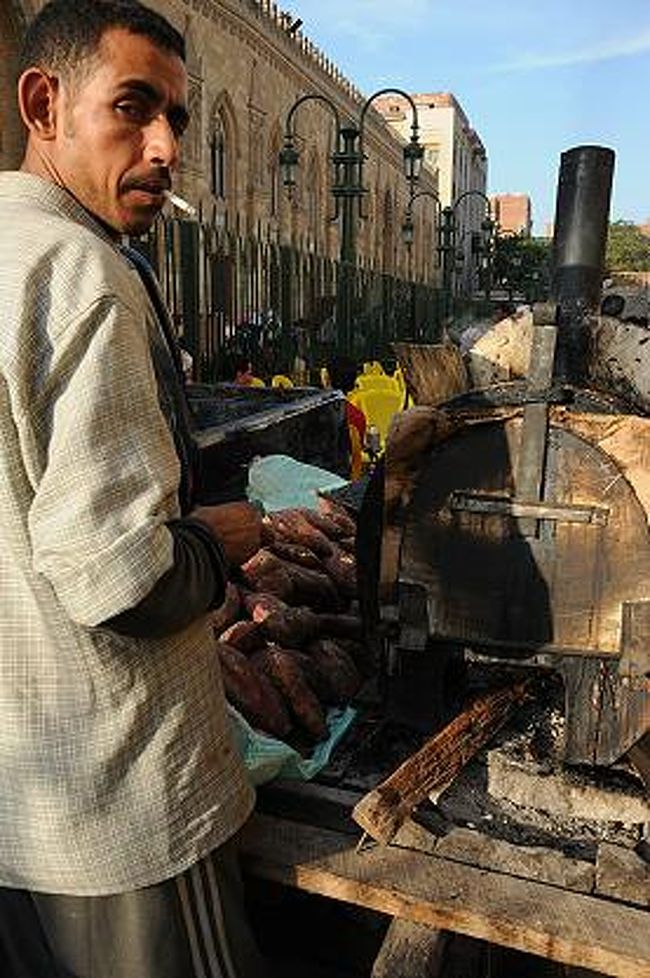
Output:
[121, 171, 172, 194]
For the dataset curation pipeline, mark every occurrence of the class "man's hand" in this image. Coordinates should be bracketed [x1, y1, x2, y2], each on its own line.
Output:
[192, 502, 262, 566]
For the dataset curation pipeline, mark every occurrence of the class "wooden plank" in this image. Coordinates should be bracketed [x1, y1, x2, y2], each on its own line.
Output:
[371, 919, 447, 977]
[620, 601, 650, 676]
[393, 342, 469, 407]
[434, 827, 594, 894]
[527, 323, 558, 392]
[352, 679, 533, 844]
[241, 813, 650, 978]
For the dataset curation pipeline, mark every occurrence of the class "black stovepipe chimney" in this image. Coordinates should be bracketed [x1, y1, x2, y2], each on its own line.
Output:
[551, 145, 615, 387]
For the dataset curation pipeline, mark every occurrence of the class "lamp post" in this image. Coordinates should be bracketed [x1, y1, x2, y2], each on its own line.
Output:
[279, 89, 424, 355]
[401, 189, 442, 337]
[438, 190, 494, 313]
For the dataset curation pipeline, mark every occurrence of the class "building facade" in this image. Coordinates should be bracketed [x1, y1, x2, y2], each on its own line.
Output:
[490, 193, 533, 237]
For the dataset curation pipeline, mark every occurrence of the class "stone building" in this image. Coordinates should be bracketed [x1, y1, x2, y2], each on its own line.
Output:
[0, 0, 438, 282]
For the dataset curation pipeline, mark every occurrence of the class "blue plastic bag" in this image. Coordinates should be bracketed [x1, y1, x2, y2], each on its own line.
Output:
[227, 703, 356, 787]
[247, 454, 347, 513]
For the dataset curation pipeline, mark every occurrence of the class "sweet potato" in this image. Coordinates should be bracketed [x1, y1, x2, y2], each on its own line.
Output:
[259, 606, 320, 647]
[300, 507, 346, 541]
[306, 639, 362, 704]
[216, 642, 291, 739]
[243, 591, 288, 621]
[218, 619, 265, 654]
[316, 613, 364, 641]
[322, 545, 357, 599]
[283, 562, 343, 611]
[251, 568, 295, 603]
[317, 497, 357, 537]
[241, 548, 285, 585]
[263, 510, 333, 557]
[269, 540, 324, 570]
[257, 646, 327, 741]
[210, 583, 241, 634]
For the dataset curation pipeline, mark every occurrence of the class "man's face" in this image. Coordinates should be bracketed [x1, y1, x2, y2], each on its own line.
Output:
[51, 27, 188, 235]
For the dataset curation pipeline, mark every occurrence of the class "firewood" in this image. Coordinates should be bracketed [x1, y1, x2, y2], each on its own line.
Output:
[352, 678, 534, 845]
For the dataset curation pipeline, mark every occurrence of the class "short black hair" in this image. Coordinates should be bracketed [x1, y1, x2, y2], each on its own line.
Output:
[218, 353, 253, 382]
[20, 0, 185, 79]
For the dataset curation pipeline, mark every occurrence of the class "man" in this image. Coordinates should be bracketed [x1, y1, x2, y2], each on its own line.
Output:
[219, 353, 255, 387]
[0, 2, 267, 975]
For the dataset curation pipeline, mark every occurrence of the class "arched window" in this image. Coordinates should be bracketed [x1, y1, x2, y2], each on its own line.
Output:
[210, 117, 227, 200]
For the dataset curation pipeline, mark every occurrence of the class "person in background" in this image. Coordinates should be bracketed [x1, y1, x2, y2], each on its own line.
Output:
[0, 2, 267, 976]
[180, 345, 194, 382]
[217, 351, 256, 385]
[233, 356, 256, 386]
[327, 354, 367, 476]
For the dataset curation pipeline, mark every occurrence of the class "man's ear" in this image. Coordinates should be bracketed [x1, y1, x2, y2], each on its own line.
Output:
[18, 68, 59, 140]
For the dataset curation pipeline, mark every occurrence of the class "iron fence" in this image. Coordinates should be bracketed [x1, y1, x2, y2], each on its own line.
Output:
[134, 214, 446, 382]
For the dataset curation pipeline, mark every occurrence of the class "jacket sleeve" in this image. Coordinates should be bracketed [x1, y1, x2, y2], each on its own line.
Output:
[104, 517, 228, 637]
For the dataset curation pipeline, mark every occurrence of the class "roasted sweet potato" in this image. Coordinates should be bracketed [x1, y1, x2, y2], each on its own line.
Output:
[210, 583, 242, 634]
[218, 619, 265, 654]
[242, 548, 284, 585]
[263, 510, 333, 557]
[300, 507, 346, 541]
[316, 613, 364, 641]
[322, 545, 357, 599]
[251, 568, 295, 603]
[216, 642, 291, 739]
[260, 606, 320, 647]
[269, 540, 324, 570]
[283, 562, 342, 611]
[317, 497, 357, 538]
[257, 645, 327, 741]
[243, 591, 288, 621]
[306, 639, 362, 704]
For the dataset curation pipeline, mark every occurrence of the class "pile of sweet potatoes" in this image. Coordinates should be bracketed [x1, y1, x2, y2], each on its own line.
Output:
[212, 497, 370, 747]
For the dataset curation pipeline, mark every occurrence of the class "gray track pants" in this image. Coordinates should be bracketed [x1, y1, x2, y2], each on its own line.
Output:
[0, 833, 268, 978]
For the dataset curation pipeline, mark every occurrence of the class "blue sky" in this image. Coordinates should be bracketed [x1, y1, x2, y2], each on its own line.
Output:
[289, 0, 650, 234]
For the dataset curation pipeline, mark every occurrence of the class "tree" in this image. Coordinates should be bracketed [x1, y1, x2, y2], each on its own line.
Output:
[492, 233, 552, 303]
[606, 221, 650, 272]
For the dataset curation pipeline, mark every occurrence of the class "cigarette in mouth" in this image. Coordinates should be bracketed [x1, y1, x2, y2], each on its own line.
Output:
[164, 190, 197, 216]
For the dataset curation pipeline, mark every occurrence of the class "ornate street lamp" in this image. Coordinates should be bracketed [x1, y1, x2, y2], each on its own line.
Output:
[401, 189, 444, 336]
[401, 188, 442, 262]
[438, 190, 495, 308]
[279, 89, 424, 354]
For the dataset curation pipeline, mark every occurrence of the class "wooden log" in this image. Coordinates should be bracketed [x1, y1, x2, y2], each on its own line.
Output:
[351, 679, 533, 845]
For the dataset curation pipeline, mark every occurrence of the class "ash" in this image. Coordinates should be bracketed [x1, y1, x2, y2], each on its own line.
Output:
[426, 675, 647, 859]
